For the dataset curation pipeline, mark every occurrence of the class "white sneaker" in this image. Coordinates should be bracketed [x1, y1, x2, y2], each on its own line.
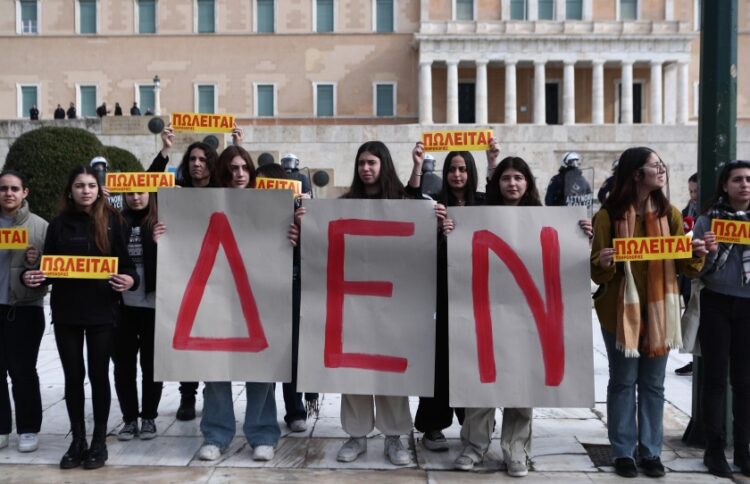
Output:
[507, 458, 529, 477]
[0, 434, 8, 450]
[336, 437, 367, 462]
[384, 435, 410, 466]
[288, 419, 307, 433]
[197, 444, 221, 461]
[252, 445, 275, 461]
[18, 433, 39, 453]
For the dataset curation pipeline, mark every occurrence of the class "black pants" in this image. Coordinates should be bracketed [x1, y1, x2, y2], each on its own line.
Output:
[113, 306, 163, 422]
[54, 323, 114, 431]
[0, 305, 45, 435]
[283, 270, 307, 423]
[179, 381, 199, 397]
[699, 289, 750, 450]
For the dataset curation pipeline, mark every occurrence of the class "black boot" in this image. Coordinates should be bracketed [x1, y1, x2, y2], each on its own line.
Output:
[83, 427, 108, 470]
[176, 395, 196, 421]
[704, 448, 732, 478]
[735, 445, 750, 477]
[60, 422, 88, 469]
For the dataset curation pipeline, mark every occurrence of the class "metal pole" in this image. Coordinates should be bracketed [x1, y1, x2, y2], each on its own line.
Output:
[682, 0, 737, 448]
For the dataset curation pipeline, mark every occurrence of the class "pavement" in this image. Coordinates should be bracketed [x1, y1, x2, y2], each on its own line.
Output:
[0, 307, 747, 483]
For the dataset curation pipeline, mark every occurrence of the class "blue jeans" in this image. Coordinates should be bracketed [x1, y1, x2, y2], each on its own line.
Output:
[601, 328, 668, 461]
[200, 381, 280, 450]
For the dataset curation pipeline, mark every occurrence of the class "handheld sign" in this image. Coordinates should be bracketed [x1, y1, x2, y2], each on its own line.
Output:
[613, 236, 692, 262]
[254, 177, 302, 197]
[422, 129, 493, 152]
[41, 255, 118, 279]
[711, 218, 750, 245]
[0, 228, 28, 249]
[170, 112, 235, 133]
[106, 172, 175, 193]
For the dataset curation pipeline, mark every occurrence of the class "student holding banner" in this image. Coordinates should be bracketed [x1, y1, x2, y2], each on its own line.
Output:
[148, 124, 239, 420]
[591, 147, 708, 478]
[410, 141, 497, 451]
[447, 155, 576, 477]
[195, 145, 282, 462]
[23, 165, 139, 470]
[289, 141, 446, 466]
[692, 160, 750, 478]
[0, 170, 48, 454]
[113, 190, 163, 442]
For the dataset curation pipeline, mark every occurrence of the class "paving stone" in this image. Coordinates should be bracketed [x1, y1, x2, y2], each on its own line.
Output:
[304, 437, 417, 469]
[531, 436, 588, 457]
[107, 435, 203, 466]
[531, 453, 598, 472]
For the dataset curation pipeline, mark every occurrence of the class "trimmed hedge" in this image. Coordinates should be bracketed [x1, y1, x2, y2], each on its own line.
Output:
[104, 145, 143, 172]
[4, 127, 142, 221]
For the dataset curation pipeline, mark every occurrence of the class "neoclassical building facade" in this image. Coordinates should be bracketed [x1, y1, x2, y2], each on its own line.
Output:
[2, 0, 748, 125]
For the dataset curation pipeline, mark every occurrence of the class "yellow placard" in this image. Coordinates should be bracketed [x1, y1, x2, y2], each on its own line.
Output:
[421, 129, 493, 152]
[613, 236, 693, 262]
[41, 255, 118, 279]
[106, 172, 175, 193]
[0, 228, 28, 249]
[170, 112, 235, 133]
[711, 218, 750, 245]
[254, 177, 302, 196]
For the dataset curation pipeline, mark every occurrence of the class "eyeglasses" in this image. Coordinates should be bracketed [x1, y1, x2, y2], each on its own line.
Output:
[448, 166, 467, 173]
[644, 161, 667, 173]
[0, 186, 22, 193]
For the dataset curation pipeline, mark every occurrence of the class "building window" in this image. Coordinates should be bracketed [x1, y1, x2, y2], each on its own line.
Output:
[455, 0, 473, 20]
[566, 0, 583, 19]
[619, 0, 637, 20]
[256, 84, 275, 117]
[78, 0, 97, 34]
[375, 0, 394, 32]
[197, 0, 215, 33]
[315, 84, 335, 117]
[196, 85, 216, 113]
[316, 0, 334, 32]
[138, 85, 156, 113]
[138, 0, 156, 34]
[78, 85, 98, 117]
[18, 0, 38, 34]
[257, 0, 274, 33]
[18, 85, 38, 118]
[510, 0, 526, 20]
[538, 0, 554, 20]
[374, 83, 395, 117]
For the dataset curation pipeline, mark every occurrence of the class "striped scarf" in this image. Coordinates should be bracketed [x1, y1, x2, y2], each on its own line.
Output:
[615, 200, 682, 358]
[706, 203, 750, 285]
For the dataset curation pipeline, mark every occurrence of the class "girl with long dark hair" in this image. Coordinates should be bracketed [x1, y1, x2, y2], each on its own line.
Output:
[23, 165, 138, 470]
[693, 160, 750, 478]
[113, 190, 163, 442]
[590, 147, 708, 478]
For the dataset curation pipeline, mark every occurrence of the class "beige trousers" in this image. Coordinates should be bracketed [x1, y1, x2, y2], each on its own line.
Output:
[460, 407, 533, 463]
[340, 394, 413, 437]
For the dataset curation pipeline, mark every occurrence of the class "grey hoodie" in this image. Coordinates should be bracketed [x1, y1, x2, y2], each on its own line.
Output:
[693, 214, 750, 299]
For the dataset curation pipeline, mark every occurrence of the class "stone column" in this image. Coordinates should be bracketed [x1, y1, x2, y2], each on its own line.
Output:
[665, 0, 674, 20]
[501, 0, 511, 20]
[649, 61, 663, 124]
[475, 60, 488, 124]
[591, 60, 604, 124]
[663, 62, 677, 124]
[154, 81, 162, 116]
[446, 60, 459, 124]
[556, 0, 566, 20]
[677, 61, 689, 124]
[527, 0, 538, 20]
[419, 61, 433, 124]
[504, 60, 517, 124]
[582, 0, 593, 20]
[620, 60, 634, 124]
[533, 60, 546, 124]
[563, 61, 575, 125]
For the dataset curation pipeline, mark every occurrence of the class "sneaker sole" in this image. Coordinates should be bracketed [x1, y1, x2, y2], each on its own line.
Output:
[508, 469, 529, 477]
[117, 434, 136, 442]
[454, 461, 475, 471]
[18, 445, 39, 453]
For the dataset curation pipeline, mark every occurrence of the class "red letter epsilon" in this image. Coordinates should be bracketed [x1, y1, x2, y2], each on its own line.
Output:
[324, 219, 414, 372]
[172, 212, 268, 352]
[471, 228, 564, 386]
